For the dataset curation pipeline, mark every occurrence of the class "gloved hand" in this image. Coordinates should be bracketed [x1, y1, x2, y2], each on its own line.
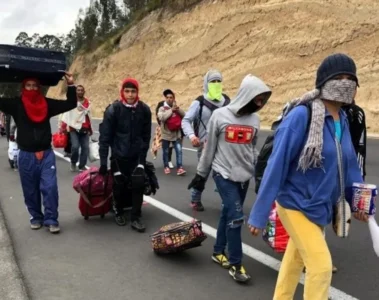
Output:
[99, 165, 108, 176]
[188, 174, 206, 192]
[131, 164, 145, 189]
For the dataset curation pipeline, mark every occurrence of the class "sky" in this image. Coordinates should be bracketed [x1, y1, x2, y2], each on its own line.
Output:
[0, 0, 90, 44]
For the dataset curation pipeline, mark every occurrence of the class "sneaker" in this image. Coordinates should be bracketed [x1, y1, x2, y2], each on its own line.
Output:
[168, 161, 174, 169]
[131, 219, 146, 233]
[49, 225, 60, 234]
[164, 167, 171, 174]
[115, 215, 126, 226]
[211, 253, 231, 269]
[78, 167, 86, 172]
[177, 167, 186, 176]
[229, 265, 251, 283]
[70, 164, 77, 172]
[192, 202, 205, 212]
[30, 223, 42, 230]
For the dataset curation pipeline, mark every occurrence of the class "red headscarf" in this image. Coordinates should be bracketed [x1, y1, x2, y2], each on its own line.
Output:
[21, 78, 48, 123]
[120, 78, 139, 106]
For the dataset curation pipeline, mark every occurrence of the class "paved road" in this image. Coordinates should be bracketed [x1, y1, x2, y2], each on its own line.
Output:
[0, 117, 378, 300]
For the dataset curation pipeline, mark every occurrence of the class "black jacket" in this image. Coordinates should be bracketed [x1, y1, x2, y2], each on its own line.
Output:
[99, 100, 152, 166]
[343, 103, 367, 178]
[0, 86, 77, 152]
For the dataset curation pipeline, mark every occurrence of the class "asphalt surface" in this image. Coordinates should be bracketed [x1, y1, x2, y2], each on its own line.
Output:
[0, 117, 378, 300]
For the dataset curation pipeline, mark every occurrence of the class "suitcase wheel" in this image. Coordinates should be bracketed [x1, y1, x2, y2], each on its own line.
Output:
[84, 216, 89, 220]
[100, 214, 105, 219]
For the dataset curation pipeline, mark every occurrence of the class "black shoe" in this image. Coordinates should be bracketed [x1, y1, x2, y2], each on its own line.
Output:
[229, 265, 251, 283]
[131, 219, 146, 232]
[192, 202, 205, 212]
[115, 215, 126, 226]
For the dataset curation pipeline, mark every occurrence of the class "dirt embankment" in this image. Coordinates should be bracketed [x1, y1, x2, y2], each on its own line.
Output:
[48, 0, 379, 132]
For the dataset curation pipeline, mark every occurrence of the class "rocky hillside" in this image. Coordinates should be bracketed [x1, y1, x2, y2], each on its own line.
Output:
[47, 0, 379, 132]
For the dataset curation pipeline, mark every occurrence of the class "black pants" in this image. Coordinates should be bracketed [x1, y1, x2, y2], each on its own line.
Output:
[111, 158, 144, 221]
[64, 133, 72, 154]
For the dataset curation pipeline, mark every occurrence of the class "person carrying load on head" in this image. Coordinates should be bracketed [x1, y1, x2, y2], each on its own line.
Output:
[0, 73, 77, 234]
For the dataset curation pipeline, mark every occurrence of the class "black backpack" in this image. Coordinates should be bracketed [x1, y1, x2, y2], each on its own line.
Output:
[194, 94, 230, 137]
[254, 103, 312, 194]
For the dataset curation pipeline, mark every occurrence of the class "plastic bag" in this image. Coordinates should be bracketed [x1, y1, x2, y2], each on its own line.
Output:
[52, 132, 68, 148]
[89, 138, 100, 162]
[8, 141, 18, 161]
[262, 203, 289, 253]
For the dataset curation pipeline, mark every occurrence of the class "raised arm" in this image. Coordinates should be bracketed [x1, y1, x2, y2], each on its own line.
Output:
[46, 73, 77, 117]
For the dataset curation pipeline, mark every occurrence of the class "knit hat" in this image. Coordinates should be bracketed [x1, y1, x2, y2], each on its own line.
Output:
[315, 53, 358, 88]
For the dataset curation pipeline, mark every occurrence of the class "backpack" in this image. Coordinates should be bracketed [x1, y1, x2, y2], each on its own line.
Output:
[194, 94, 231, 137]
[254, 103, 312, 194]
[164, 107, 182, 131]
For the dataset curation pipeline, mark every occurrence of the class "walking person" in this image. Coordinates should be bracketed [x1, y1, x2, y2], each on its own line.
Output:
[155, 93, 174, 168]
[61, 85, 92, 171]
[189, 74, 272, 283]
[99, 78, 152, 232]
[157, 89, 186, 175]
[248, 53, 369, 300]
[0, 73, 77, 233]
[182, 69, 231, 211]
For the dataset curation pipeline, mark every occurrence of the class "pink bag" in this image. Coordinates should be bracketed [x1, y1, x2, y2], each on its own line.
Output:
[73, 166, 113, 196]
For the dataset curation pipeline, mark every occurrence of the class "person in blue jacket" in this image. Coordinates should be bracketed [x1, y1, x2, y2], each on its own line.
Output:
[248, 53, 369, 300]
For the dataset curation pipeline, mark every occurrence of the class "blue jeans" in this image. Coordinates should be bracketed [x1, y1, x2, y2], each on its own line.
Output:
[70, 130, 89, 168]
[213, 171, 249, 266]
[162, 139, 182, 168]
[18, 149, 59, 226]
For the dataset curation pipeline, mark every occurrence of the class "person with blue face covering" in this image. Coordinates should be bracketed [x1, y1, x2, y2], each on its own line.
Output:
[181, 69, 231, 211]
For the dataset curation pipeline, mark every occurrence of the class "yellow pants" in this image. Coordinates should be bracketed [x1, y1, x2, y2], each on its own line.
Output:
[274, 202, 332, 300]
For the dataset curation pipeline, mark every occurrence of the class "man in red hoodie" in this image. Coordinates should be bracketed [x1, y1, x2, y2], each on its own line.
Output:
[98, 78, 152, 232]
[61, 85, 92, 171]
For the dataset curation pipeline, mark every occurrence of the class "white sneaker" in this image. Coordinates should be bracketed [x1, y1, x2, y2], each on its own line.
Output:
[168, 162, 174, 169]
[49, 225, 60, 234]
[30, 223, 42, 230]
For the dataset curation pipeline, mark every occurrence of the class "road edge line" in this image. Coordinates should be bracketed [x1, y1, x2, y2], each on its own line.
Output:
[0, 198, 30, 300]
[53, 150, 359, 300]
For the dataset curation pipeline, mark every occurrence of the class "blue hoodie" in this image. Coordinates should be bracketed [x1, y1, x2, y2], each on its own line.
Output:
[248, 105, 363, 229]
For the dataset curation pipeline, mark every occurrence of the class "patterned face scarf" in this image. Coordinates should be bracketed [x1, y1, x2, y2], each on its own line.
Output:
[284, 79, 357, 172]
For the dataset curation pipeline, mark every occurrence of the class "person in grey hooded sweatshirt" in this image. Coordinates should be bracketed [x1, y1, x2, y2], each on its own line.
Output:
[182, 69, 231, 211]
[188, 74, 272, 283]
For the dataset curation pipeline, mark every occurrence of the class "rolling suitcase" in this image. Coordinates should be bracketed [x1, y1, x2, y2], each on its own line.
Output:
[0, 44, 66, 86]
[73, 167, 113, 220]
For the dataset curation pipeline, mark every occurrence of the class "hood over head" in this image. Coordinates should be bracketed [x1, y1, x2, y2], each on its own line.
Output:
[120, 78, 140, 104]
[228, 74, 272, 116]
[203, 69, 223, 95]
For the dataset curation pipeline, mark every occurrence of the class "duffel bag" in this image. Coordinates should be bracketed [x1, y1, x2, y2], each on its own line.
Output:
[0, 44, 66, 86]
[150, 220, 207, 254]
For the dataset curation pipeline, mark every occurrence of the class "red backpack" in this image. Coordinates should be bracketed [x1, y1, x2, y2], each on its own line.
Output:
[165, 107, 182, 131]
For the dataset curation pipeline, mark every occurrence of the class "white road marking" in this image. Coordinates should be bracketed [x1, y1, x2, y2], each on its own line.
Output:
[53, 150, 359, 300]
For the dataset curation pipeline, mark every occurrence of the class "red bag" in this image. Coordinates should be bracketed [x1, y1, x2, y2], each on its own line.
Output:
[52, 132, 68, 148]
[73, 167, 113, 220]
[262, 203, 290, 253]
[165, 108, 182, 131]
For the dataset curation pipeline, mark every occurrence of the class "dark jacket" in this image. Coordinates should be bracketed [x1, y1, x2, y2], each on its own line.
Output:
[0, 86, 77, 152]
[99, 100, 152, 166]
[343, 103, 367, 178]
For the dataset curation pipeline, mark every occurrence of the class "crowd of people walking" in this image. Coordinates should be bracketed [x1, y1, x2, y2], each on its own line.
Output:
[0, 52, 371, 299]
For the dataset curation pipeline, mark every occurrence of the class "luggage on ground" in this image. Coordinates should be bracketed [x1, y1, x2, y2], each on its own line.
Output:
[0, 44, 66, 86]
[73, 167, 113, 220]
[150, 220, 207, 254]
